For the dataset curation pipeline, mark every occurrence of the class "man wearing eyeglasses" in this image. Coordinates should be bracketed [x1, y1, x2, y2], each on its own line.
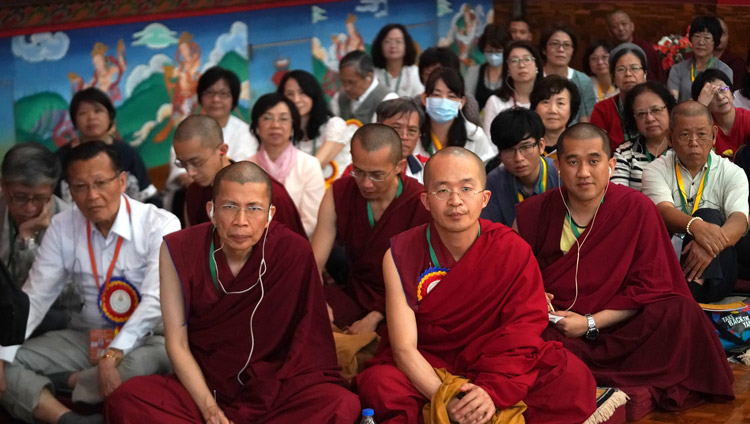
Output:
[173, 115, 305, 238]
[311, 124, 429, 336]
[357, 146, 597, 423]
[481, 108, 559, 227]
[643, 101, 749, 302]
[0, 141, 181, 424]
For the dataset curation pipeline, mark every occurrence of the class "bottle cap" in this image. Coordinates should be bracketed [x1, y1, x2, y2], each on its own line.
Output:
[362, 408, 374, 416]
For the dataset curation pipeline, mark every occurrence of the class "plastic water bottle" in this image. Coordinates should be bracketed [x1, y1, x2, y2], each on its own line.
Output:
[360, 408, 376, 424]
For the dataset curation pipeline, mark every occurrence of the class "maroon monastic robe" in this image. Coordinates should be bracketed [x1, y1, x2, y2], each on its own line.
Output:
[516, 183, 734, 410]
[357, 221, 596, 423]
[327, 175, 430, 326]
[105, 222, 359, 423]
[183, 177, 306, 238]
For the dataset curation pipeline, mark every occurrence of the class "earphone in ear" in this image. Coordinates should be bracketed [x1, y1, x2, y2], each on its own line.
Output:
[209, 202, 215, 219]
[267, 207, 273, 223]
[608, 167, 612, 176]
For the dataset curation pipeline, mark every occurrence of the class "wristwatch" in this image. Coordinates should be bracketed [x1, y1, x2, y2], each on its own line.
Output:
[585, 314, 599, 341]
[19, 237, 37, 251]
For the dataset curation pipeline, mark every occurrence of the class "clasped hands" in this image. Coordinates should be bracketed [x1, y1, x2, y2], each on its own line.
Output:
[447, 383, 495, 424]
[683, 220, 729, 282]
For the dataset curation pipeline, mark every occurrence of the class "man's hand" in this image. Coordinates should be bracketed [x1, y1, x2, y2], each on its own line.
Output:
[690, 219, 728, 258]
[682, 240, 714, 281]
[545, 292, 555, 312]
[0, 360, 7, 400]
[346, 311, 383, 335]
[552, 311, 588, 338]
[447, 383, 495, 424]
[17, 199, 53, 240]
[696, 82, 720, 107]
[202, 404, 234, 424]
[97, 355, 123, 398]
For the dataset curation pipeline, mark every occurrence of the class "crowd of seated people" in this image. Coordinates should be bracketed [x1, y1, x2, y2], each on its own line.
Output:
[1, 9, 749, 424]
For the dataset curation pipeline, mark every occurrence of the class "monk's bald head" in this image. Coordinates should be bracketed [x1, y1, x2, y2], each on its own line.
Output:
[557, 123, 612, 159]
[423, 147, 486, 190]
[670, 100, 713, 130]
[174, 115, 224, 147]
[213, 161, 272, 203]
[351, 123, 403, 164]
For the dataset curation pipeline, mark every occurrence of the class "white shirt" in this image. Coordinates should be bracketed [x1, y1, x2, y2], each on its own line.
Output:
[414, 120, 496, 164]
[297, 116, 356, 182]
[482, 95, 530, 141]
[374, 65, 424, 98]
[0, 195, 181, 363]
[330, 78, 399, 124]
[734, 90, 750, 111]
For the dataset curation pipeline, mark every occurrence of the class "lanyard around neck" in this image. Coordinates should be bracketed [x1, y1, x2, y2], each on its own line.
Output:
[691, 57, 715, 82]
[87, 196, 130, 291]
[367, 176, 403, 227]
[384, 69, 403, 93]
[675, 154, 711, 215]
[426, 223, 481, 268]
[517, 158, 548, 202]
[430, 133, 444, 155]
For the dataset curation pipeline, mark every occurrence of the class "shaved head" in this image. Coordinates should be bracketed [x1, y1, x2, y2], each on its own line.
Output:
[174, 115, 224, 148]
[351, 123, 403, 164]
[423, 146, 486, 189]
[557, 123, 612, 158]
[670, 100, 714, 129]
[213, 161, 272, 203]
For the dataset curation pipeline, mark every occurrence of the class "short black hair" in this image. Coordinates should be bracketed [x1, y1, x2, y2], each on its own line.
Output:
[278, 70, 332, 141]
[509, 15, 530, 26]
[376, 97, 424, 128]
[582, 39, 614, 76]
[689, 15, 722, 47]
[212, 161, 273, 204]
[530, 75, 581, 127]
[540, 24, 578, 61]
[478, 24, 508, 52]
[490, 108, 545, 151]
[624, 81, 677, 133]
[63, 140, 121, 180]
[69, 88, 115, 130]
[691, 68, 732, 102]
[496, 40, 544, 102]
[418, 47, 460, 83]
[557, 123, 612, 159]
[250, 93, 303, 144]
[371, 24, 417, 68]
[197, 66, 242, 109]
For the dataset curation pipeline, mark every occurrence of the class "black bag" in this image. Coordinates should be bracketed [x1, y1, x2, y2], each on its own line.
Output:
[0, 258, 29, 346]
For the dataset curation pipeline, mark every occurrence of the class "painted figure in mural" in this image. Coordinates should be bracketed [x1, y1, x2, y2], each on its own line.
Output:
[439, 3, 490, 68]
[156, 31, 202, 143]
[68, 39, 127, 103]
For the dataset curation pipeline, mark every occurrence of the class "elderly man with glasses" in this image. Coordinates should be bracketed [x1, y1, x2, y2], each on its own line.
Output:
[643, 101, 749, 302]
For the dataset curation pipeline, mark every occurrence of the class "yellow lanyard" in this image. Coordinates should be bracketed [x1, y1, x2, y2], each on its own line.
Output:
[674, 155, 711, 215]
[517, 158, 548, 202]
[691, 57, 715, 82]
[430, 133, 443, 154]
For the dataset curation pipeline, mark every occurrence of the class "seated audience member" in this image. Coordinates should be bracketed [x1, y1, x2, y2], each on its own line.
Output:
[106, 162, 360, 424]
[715, 18, 745, 91]
[482, 108, 559, 225]
[357, 147, 596, 423]
[735, 54, 750, 110]
[464, 24, 508, 111]
[530, 75, 581, 157]
[250, 93, 325, 237]
[583, 40, 619, 102]
[516, 123, 734, 415]
[279, 70, 352, 181]
[330, 50, 398, 124]
[508, 15, 533, 42]
[693, 69, 750, 159]
[0, 142, 180, 424]
[1, 143, 73, 334]
[590, 44, 648, 150]
[606, 10, 664, 83]
[482, 41, 544, 136]
[612, 82, 676, 190]
[376, 98, 428, 183]
[417, 47, 481, 126]
[643, 101, 749, 302]
[166, 67, 258, 198]
[311, 124, 429, 334]
[415, 68, 495, 162]
[668, 16, 733, 102]
[172, 115, 305, 236]
[58, 88, 158, 205]
[540, 24, 597, 122]
[372, 24, 424, 98]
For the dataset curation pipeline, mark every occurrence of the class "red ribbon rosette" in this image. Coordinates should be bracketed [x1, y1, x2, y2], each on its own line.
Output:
[98, 278, 140, 326]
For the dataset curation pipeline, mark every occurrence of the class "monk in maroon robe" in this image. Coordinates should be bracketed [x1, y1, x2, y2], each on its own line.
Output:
[516, 123, 734, 415]
[105, 162, 359, 423]
[173, 114, 305, 237]
[357, 147, 596, 423]
[311, 124, 429, 334]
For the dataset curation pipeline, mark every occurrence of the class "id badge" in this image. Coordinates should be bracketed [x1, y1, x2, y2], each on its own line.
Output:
[671, 234, 685, 259]
[89, 328, 115, 364]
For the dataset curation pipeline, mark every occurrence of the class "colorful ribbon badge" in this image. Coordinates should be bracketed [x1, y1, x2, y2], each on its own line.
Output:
[416, 266, 449, 302]
[99, 277, 140, 326]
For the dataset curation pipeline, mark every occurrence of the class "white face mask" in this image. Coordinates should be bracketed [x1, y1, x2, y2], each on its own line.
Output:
[485, 52, 504, 67]
[425, 97, 461, 124]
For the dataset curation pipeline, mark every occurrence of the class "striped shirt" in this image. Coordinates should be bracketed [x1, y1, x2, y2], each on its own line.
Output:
[611, 136, 664, 191]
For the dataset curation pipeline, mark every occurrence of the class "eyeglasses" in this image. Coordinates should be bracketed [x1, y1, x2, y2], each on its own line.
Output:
[547, 41, 573, 50]
[7, 192, 52, 207]
[216, 203, 268, 218]
[202, 90, 232, 99]
[714, 86, 731, 96]
[390, 124, 420, 138]
[589, 54, 609, 63]
[350, 166, 396, 182]
[614, 65, 644, 75]
[691, 34, 714, 44]
[674, 131, 713, 145]
[260, 114, 291, 125]
[500, 142, 539, 159]
[174, 146, 220, 170]
[634, 105, 667, 120]
[428, 187, 483, 200]
[508, 56, 536, 66]
[69, 174, 119, 195]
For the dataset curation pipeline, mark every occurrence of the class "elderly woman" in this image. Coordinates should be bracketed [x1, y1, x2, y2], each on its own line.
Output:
[464, 24, 509, 110]
[250, 93, 325, 237]
[590, 43, 648, 150]
[583, 40, 619, 102]
[372, 23, 423, 97]
[611, 82, 676, 191]
[668, 15, 733, 102]
[530, 75, 581, 158]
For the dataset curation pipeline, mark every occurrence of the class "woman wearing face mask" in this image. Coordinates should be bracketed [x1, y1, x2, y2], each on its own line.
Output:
[590, 43, 648, 150]
[464, 24, 508, 111]
[372, 24, 424, 97]
[416, 67, 495, 163]
[583, 40, 619, 102]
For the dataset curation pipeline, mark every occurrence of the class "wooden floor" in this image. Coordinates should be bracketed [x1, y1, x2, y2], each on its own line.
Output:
[637, 362, 750, 423]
